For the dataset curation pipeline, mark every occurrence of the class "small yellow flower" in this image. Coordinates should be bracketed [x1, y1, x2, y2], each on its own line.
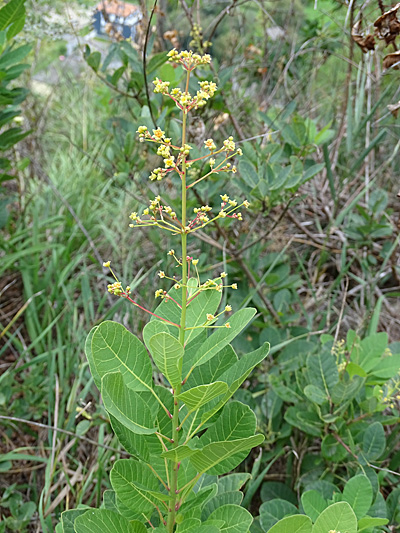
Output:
[232, 283, 238, 289]
[204, 138, 216, 151]
[192, 259, 199, 266]
[243, 200, 250, 208]
[206, 313, 215, 321]
[223, 136, 235, 151]
[174, 283, 181, 290]
[220, 194, 229, 202]
[153, 127, 165, 140]
[167, 49, 179, 59]
[219, 210, 227, 218]
[155, 289, 163, 298]
[225, 305, 232, 312]
[164, 157, 175, 168]
[225, 322, 231, 328]
[180, 93, 192, 105]
[168, 249, 175, 256]
[220, 272, 227, 278]
[103, 261, 111, 267]
[158, 271, 166, 278]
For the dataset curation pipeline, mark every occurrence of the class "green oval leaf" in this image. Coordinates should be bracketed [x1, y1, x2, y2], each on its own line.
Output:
[186, 308, 256, 372]
[199, 401, 257, 475]
[259, 499, 298, 531]
[101, 372, 157, 435]
[267, 515, 312, 533]
[110, 459, 160, 515]
[149, 332, 183, 389]
[91, 321, 153, 392]
[74, 509, 146, 533]
[342, 475, 372, 519]
[189, 434, 264, 474]
[207, 504, 253, 533]
[177, 381, 228, 412]
[301, 491, 327, 522]
[362, 422, 386, 460]
[312, 502, 357, 533]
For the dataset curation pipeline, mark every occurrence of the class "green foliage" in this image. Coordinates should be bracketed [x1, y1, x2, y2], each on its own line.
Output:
[258, 477, 389, 532]
[72, 314, 267, 530]
[57, 51, 268, 532]
[263, 331, 400, 465]
[0, 0, 30, 228]
[2, 1, 400, 531]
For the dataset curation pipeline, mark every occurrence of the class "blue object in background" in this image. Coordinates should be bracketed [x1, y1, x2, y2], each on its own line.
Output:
[93, 1, 142, 40]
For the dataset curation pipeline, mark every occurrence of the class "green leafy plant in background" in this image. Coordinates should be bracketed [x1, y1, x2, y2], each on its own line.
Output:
[246, 329, 400, 532]
[58, 49, 269, 532]
[267, 330, 400, 461]
[0, 0, 30, 228]
[256, 474, 390, 532]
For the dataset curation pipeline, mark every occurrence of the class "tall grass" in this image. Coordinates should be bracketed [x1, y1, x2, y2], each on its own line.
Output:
[0, 72, 161, 531]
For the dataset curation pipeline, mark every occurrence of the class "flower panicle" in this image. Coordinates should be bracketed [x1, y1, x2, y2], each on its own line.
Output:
[109, 51, 252, 316]
[166, 49, 211, 70]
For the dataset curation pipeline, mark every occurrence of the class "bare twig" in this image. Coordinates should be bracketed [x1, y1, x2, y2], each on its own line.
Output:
[143, 0, 159, 129]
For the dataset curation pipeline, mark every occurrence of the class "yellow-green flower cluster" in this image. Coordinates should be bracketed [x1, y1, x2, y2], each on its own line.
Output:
[167, 49, 211, 70]
[129, 211, 142, 223]
[107, 281, 131, 296]
[136, 126, 170, 144]
[379, 376, 400, 409]
[223, 136, 236, 152]
[204, 138, 216, 151]
[195, 81, 218, 108]
[128, 196, 177, 229]
[193, 205, 212, 223]
[149, 167, 166, 181]
[205, 303, 233, 328]
[189, 24, 212, 53]
[180, 143, 192, 156]
[187, 196, 249, 231]
[153, 77, 170, 94]
[136, 124, 194, 180]
[153, 80, 218, 112]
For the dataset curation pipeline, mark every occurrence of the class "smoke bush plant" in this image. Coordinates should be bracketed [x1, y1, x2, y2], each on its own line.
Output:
[59, 50, 269, 533]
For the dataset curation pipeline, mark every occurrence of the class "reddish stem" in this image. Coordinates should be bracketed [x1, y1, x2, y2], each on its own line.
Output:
[166, 93, 184, 110]
[165, 296, 182, 309]
[186, 290, 202, 305]
[123, 294, 180, 327]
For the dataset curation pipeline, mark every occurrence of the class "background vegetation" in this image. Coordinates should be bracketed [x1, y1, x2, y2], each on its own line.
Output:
[1, 0, 400, 531]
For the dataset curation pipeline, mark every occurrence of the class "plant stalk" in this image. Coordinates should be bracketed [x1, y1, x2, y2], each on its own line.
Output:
[167, 69, 191, 533]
